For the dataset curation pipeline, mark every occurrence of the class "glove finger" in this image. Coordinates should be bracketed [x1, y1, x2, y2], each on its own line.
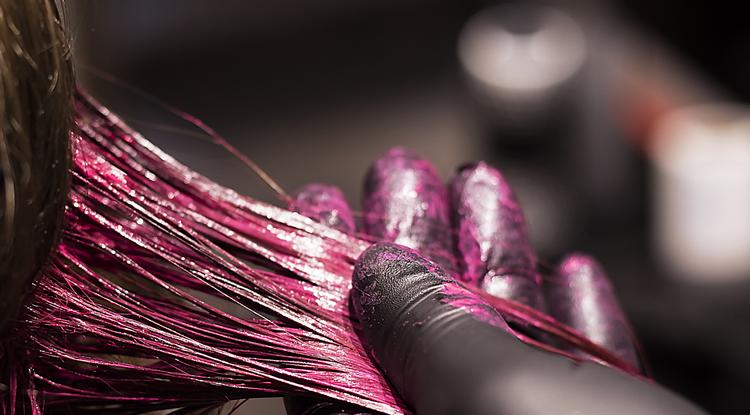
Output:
[545, 253, 643, 371]
[289, 183, 356, 233]
[352, 243, 705, 415]
[449, 162, 545, 311]
[362, 147, 456, 272]
[285, 183, 368, 415]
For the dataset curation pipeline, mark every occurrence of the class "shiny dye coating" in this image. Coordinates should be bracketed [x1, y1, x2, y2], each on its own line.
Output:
[352, 243, 510, 401]
[290, 183, 356, 233]
[449, 162, 544, 310]
[353, 243, 508, 331]
[362, 147, 456, 273]
[546, 253, 642, 370]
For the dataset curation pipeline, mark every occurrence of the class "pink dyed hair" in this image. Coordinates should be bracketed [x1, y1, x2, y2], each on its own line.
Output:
[1, 92, 641, 415]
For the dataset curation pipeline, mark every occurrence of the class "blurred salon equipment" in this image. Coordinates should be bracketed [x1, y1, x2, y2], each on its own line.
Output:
[458, 3, 586, 128]
[652, 104, 750, 283]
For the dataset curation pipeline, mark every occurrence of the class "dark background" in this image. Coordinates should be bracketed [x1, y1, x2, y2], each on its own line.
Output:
[70, 1, 750, 413]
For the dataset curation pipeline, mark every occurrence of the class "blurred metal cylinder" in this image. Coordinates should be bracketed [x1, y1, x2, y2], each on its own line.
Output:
[652, 103, 750, 282]
[458, 3, 587, 129]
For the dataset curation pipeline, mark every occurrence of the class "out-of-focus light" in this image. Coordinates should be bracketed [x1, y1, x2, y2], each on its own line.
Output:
[458, 3, 586, 118]
[652, 104, 750, 282]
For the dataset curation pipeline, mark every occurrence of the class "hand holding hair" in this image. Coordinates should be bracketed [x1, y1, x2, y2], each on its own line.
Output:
[352, 242, 705, 415]
[287, 147, 706, 415]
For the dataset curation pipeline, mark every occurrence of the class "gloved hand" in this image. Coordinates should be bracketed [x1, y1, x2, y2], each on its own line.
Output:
[285, 148, 707, 415]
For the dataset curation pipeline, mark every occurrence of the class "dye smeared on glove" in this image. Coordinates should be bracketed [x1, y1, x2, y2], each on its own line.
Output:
[352, 243, 706, 415]
[290, 183, 356, 234]
[449, 162, 544, 311]
[363, 148, 456, 273]
[546, 253, 642, 370]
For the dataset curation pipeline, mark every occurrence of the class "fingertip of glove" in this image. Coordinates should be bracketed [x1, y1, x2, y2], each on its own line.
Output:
[353, 243, 443, 290]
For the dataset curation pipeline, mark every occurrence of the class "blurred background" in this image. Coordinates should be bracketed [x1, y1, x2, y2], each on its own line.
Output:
[70, 1, 750, 413]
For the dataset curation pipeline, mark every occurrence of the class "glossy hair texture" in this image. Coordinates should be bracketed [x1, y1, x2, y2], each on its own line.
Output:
[0, 0, 73, 337]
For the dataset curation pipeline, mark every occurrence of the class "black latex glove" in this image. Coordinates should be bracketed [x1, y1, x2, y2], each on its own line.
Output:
[286, 148, 707, 415]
